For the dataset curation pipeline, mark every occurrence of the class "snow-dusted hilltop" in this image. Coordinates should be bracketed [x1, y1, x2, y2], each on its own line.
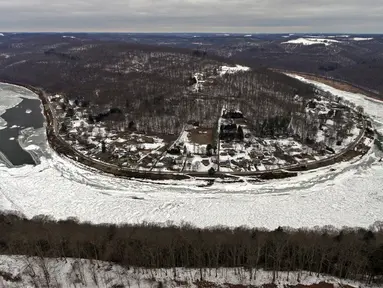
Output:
[281, 36, 374, 45]
[219, 64, 250, 75]
[282, 37, 341, 46]
[352, 37, 374, 41]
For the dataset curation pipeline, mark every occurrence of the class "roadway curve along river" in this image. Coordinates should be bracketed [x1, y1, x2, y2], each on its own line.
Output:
[0, 75, 382, 229]
[21, 77, 371, 181]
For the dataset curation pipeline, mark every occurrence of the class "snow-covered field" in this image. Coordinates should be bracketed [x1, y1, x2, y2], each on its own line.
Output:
[219, 65, 250, 75]
[282, 38, 340, 46]
[281, 36, 374, 46]
[352, 37, 374, 41]
[0, 255, 379, 288]
[0, 77, 382, 229]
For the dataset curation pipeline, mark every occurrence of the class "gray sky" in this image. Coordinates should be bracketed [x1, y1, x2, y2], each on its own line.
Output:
[0, 0, 382, 33]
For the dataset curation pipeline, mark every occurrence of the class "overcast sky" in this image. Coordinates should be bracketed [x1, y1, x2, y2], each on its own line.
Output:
[0, 0, 382, 33]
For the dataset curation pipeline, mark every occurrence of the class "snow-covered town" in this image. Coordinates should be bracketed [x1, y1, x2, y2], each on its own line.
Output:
[44, 66, 372, 176]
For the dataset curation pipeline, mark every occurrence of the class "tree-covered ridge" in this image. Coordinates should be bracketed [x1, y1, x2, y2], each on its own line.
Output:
[0, 38, 316, 135]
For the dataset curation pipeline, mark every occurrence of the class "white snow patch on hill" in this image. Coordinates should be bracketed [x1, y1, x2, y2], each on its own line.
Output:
[0, 33, 4, 36]
[220, 65, 250, 75]
[352, 37, 373, 41]
[0, 255, 378, 288]
[282, 38, 341, 46]
[328, 35, 350, 38]
[63, 35, 76, 39]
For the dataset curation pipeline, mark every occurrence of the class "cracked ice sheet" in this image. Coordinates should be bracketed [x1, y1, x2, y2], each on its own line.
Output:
[0, 77, 382, 229]
[0, 144, 382, 229]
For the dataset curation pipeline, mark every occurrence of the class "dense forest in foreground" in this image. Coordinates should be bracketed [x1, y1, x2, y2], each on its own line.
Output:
[1, 213, 382, 285]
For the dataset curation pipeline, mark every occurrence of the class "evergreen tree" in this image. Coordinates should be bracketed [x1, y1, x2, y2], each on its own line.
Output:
[237, 125, 244, 141]
[206, 144, 213, 156]
[208, 167, 215, 176]
[101, 141, 106, 153]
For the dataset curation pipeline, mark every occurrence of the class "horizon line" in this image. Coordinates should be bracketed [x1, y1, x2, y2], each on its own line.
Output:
[1, 31, 382, 35]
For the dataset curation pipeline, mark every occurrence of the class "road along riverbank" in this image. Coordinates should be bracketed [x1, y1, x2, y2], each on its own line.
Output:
[0, 77, 373, 181]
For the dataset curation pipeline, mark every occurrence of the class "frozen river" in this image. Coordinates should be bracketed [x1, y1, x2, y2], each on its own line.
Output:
[0, 83, 45, 166]
[0, 78, 382, 229]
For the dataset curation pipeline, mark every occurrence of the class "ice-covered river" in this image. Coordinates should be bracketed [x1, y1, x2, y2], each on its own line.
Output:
[0, 83, 45, 166]
[0, 78, 382, 229]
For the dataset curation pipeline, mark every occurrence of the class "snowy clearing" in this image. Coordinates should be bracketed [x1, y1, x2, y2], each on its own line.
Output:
[328, 35, 350, 38]
[0, 255, 379, 288]
[282, 38, 341, 46]
[219, 65, 250, 75]
[0, 78, 382, 229]
[352, 37, 373, 41]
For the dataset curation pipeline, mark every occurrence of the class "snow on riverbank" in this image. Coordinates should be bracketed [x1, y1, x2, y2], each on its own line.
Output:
[0, 78, 382, 229]
[0, 255, 379, 288]
[289, 75, 383, 134]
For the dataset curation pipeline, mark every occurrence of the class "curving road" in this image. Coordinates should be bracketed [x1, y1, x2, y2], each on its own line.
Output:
[39, 81, 370, 180]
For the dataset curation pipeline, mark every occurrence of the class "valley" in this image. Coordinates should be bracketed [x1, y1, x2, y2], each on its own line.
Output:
[0, 33, 382, 288]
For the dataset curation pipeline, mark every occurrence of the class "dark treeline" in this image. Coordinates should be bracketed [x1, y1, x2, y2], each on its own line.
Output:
[1, 213, 382, 284]
[209, 68, 315, 137]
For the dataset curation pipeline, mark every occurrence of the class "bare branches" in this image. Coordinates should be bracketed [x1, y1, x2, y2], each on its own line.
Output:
[1, 213, 382, 284]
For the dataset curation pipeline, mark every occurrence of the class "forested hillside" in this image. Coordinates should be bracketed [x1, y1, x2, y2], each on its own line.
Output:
[0, 36, 316, 135]
[1, 35, 367, 173]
